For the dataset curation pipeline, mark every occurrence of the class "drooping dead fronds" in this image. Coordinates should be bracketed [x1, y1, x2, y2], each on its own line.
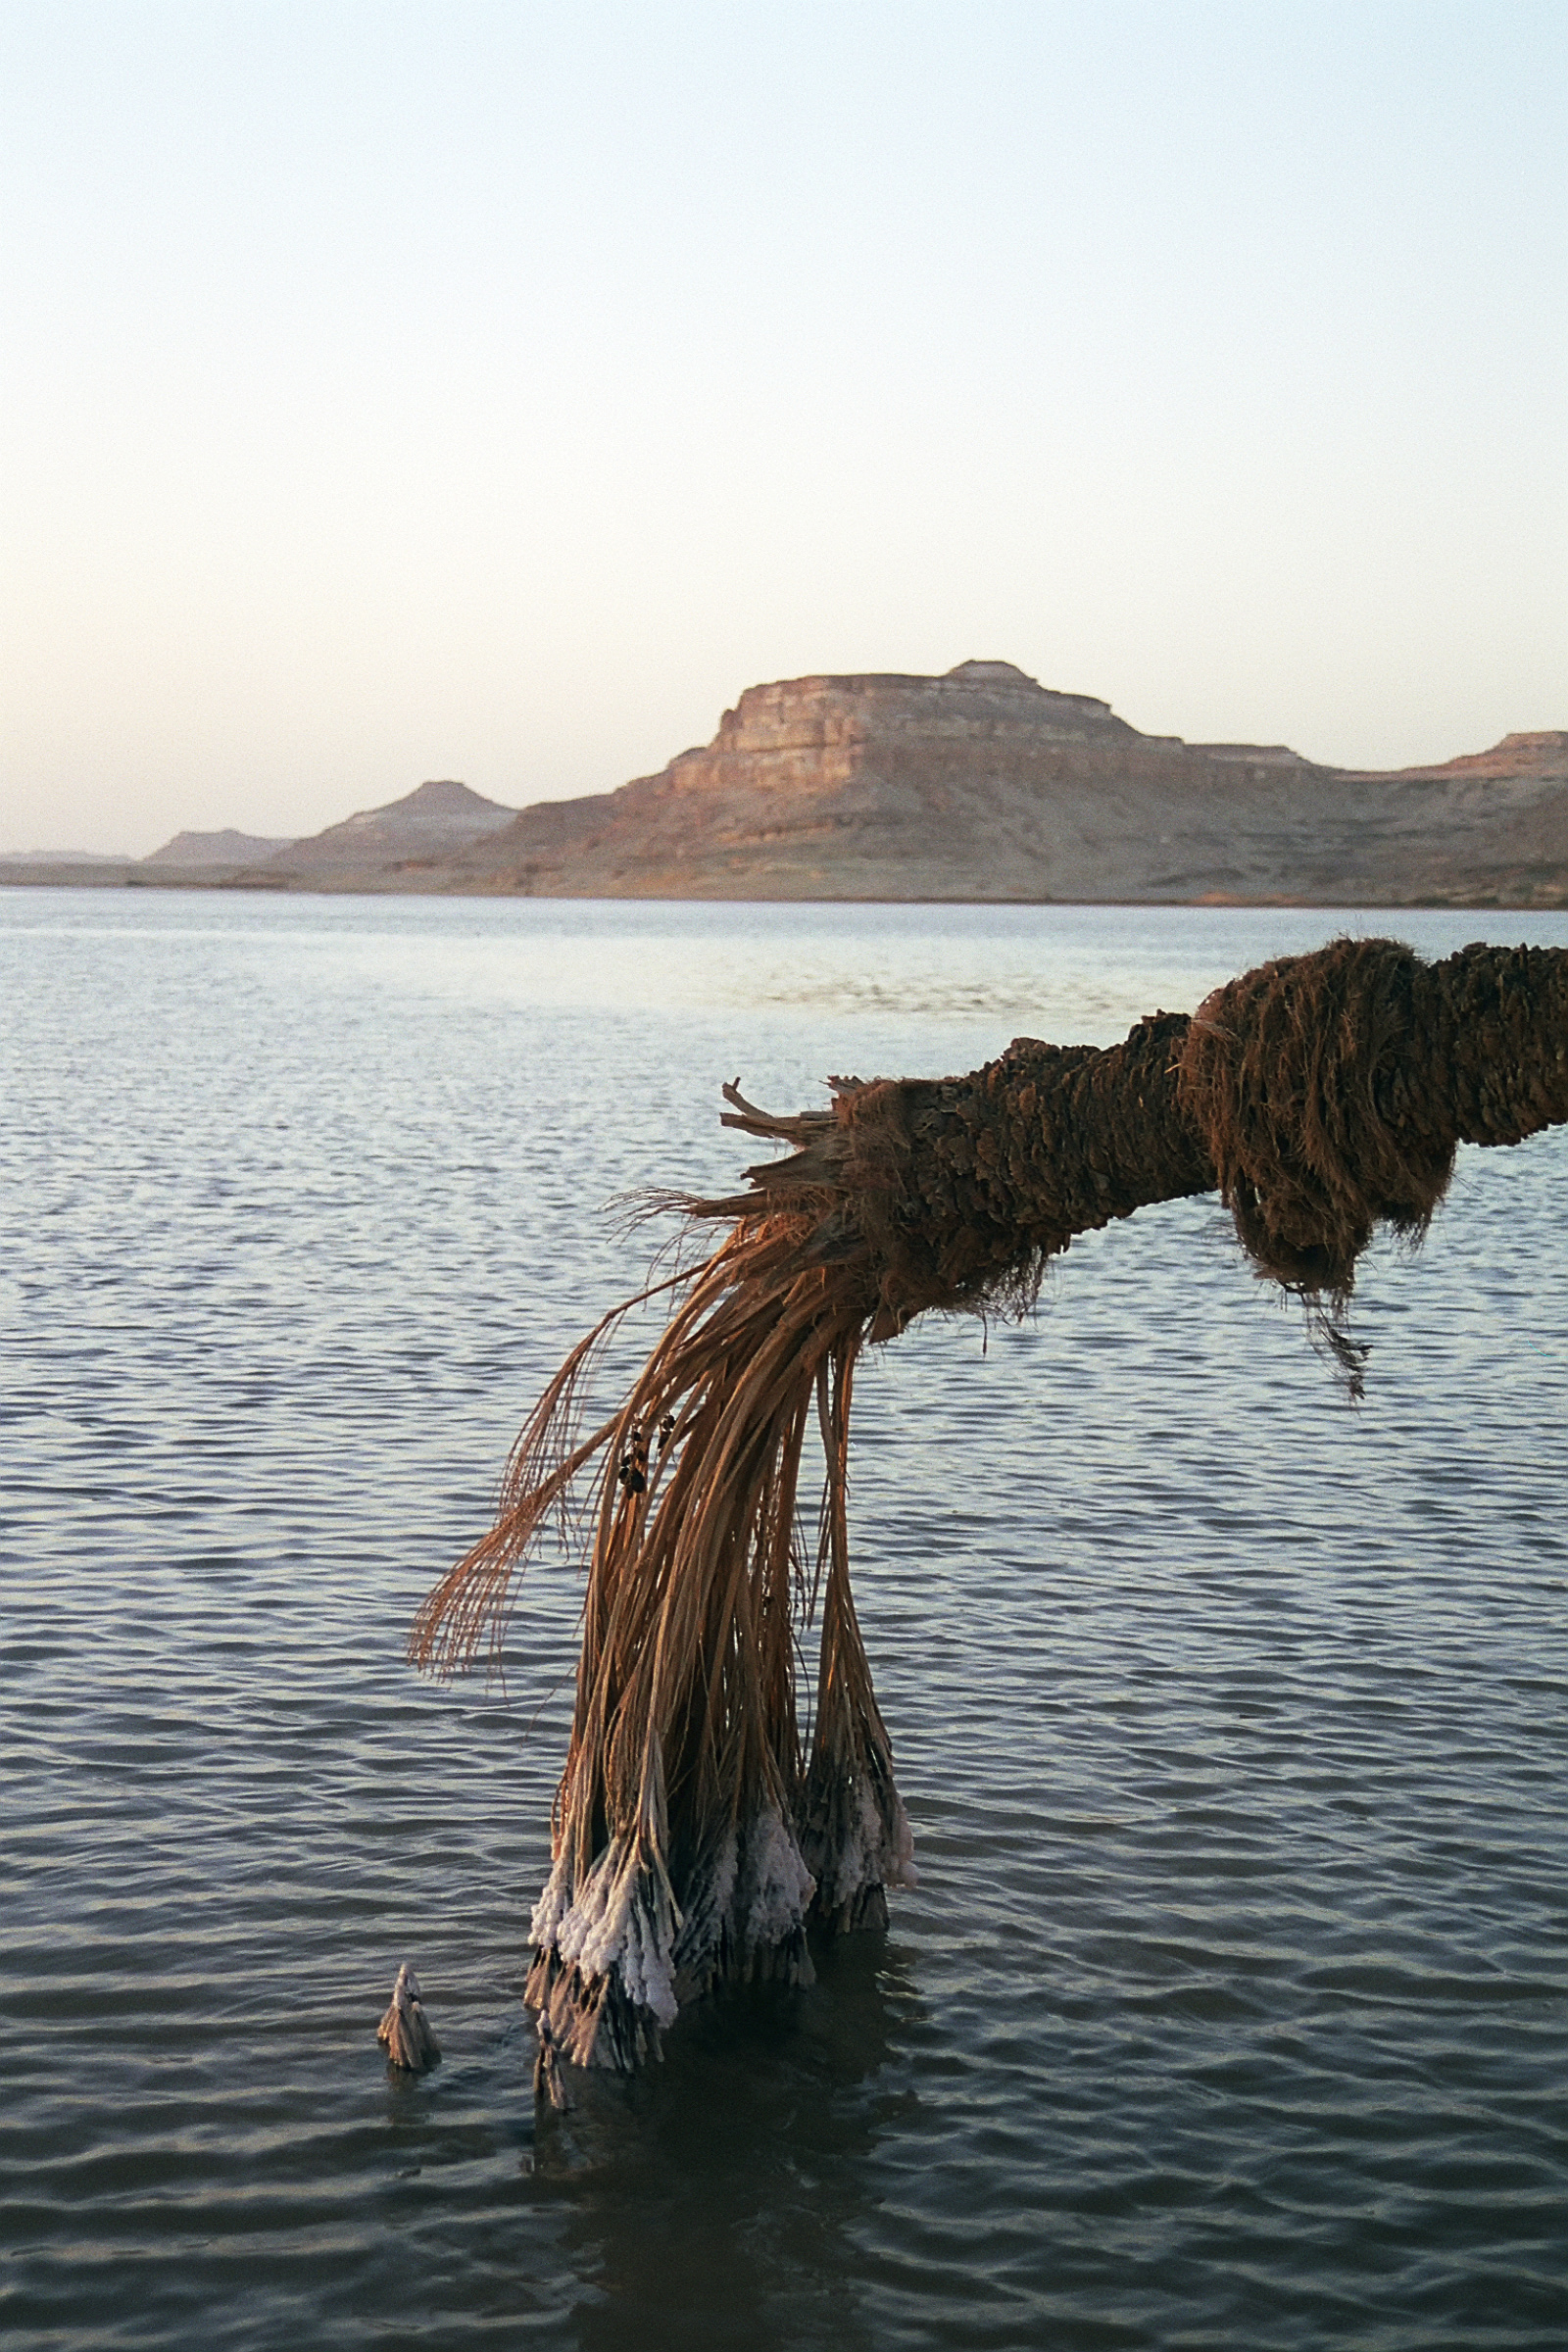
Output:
[410, 1094, 962, 2088]
[412, 940, 1568, 2084]
[410, 1268, 694, 1682]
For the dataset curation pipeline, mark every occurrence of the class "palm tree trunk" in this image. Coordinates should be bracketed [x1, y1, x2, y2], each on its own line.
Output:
[411, 936, 1568, 2095]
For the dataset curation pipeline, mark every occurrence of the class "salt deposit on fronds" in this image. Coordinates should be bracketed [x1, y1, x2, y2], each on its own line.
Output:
[662, 1806, 821, 2002]
[807, 1770, 919, 1925]
[548, 1834, 680, 2028]
[736, 1807, 817, 1966]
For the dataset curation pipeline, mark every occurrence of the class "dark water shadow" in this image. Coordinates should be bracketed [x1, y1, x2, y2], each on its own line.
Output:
[523, 1932, 925, 2352]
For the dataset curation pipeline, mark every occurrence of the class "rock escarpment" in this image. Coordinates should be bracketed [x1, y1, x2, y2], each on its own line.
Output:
[437, 662, 1568, 906]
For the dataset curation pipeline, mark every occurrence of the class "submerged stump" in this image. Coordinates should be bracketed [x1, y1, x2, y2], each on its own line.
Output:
[412, 938, 1568, 2082]
[378, 1962, 441, 2073]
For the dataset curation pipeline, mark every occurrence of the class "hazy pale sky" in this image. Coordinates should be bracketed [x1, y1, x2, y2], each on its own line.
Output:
[3, 0, 1563, 855]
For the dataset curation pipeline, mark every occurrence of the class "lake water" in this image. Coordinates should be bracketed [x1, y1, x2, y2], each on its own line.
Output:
[4, 889, 1566, 2351]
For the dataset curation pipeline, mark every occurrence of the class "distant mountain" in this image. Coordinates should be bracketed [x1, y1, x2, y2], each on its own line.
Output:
[1, 846, 132, 863]
[431, 662, 1568, 906]
[241, 779, 517, 881]
[143, 828, 297, 866]
[8, 676, 1564, 906]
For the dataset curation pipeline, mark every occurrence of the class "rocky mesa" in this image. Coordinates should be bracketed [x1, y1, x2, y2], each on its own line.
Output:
[9, 664, 1565, 904]
[420, 661, 1568, 906]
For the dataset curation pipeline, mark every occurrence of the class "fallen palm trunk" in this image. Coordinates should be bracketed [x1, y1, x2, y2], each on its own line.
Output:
[411, 938, 1568, 2094]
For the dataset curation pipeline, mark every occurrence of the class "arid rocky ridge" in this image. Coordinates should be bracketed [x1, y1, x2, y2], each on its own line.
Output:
[0, 781, 515, 893]
[427, 661, 1566, 906]
[252, 778, 515, 875]
[7, 663, 1566, 905]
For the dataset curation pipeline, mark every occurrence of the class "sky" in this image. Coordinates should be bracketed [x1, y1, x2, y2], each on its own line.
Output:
[2, 1, 1564, 857]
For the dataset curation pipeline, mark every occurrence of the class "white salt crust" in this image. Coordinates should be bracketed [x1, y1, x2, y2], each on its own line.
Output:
[530, 1804, 819, 2025]
[532, 1834, 679, 2028]
[528, 1779, 913, 2034]
[816, 1778, 919, 1911]
[736, 1807, 816, 1952]
[528, 1850, 572, 1948]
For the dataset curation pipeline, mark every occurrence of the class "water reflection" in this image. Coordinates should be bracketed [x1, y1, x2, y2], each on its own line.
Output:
[533, 1936, 922, 2352]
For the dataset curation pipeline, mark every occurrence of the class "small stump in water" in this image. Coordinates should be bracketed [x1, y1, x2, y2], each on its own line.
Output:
[377, 1963, 441, 2073]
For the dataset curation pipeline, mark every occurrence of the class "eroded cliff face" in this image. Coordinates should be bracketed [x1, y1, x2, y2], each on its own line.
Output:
[184, 663, 1567, 905]
[703, 662, 1134, 760]
[435, 662, 1567, 906]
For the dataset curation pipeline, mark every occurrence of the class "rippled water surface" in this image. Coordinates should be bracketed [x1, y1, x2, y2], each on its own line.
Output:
[4, 891, 1567, 2351]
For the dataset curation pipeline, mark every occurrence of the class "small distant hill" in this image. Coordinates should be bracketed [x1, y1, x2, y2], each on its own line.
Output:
[2, 847, 132, 863]
[143, 828, 297, 866]
[238, 778, 517, 884]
